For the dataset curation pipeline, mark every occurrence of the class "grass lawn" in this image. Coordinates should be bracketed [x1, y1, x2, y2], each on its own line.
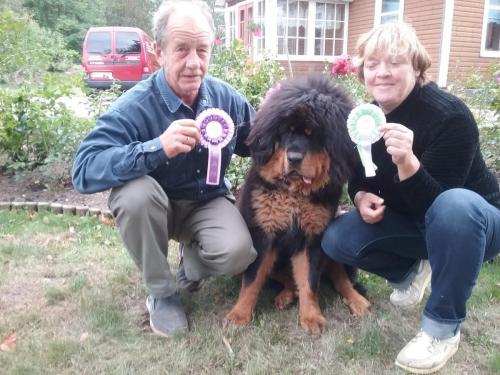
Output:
[0, 210, 499, 374]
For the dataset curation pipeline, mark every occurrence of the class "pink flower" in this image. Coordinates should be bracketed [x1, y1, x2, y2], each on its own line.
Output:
[214, 38, 224, 46]
[331, 55, 356, 75]
[252, 30, 262, 37]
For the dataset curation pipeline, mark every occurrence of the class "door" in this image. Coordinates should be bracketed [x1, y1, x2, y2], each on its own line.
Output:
[239, 4, 253, 47]
[112, 29, 143, 82]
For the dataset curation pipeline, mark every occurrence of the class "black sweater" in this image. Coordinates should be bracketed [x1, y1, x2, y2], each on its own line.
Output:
[348, 82, 500, 221]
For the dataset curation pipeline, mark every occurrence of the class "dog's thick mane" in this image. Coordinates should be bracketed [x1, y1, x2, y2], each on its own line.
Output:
[246, 74, 357, 188]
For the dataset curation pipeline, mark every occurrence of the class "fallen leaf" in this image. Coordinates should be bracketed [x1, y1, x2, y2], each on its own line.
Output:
[0, 332, 16, 353]
[79, 332, 89, 342]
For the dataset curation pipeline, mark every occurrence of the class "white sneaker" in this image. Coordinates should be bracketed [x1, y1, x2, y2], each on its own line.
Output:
[390, 260, 431, 308]
[395, 330, 460, 374]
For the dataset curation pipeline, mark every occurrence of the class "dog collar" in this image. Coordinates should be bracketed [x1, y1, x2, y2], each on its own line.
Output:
[347, 104, 385, 177]
[196, 108, 235, 185]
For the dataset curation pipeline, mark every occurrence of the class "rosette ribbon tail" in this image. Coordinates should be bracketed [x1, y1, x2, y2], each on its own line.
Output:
[206, 145, 222, 185]
[357, 144, 377, 177]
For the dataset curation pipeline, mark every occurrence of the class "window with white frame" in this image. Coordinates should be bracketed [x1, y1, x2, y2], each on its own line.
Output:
[375, 0, 403, 24]
[481, 0, 500, 56]
[276, 0, 346, 57]
[315, 2, 346, 56]
[228, 10, 237, 43]
[277, 0, 309, 55]
[254, 0, 266, 53]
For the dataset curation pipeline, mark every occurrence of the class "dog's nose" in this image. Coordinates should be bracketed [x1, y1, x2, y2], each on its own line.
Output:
[287, 151, 303, 164]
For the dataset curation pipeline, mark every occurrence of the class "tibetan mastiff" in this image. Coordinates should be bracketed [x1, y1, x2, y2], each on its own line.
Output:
[224, 74, 371, 335]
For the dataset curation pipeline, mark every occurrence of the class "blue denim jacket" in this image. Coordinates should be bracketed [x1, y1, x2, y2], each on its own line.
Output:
[72, 69, 255, 201]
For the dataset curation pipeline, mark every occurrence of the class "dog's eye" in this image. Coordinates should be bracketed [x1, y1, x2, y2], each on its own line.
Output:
[304, 128, 312, 136]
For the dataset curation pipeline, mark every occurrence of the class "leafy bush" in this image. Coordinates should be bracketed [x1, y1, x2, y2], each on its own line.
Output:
[448, 63, 499, 173]
[448, 62, 500, 127]
[210, 39, 284, 109]
[226, 155, 251, 192]
[0, 8, 77, 85]
[0, 73, 93, 174]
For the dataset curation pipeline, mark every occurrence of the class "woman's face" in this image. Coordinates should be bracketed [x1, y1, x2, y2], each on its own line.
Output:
[363, 52, 418, 113]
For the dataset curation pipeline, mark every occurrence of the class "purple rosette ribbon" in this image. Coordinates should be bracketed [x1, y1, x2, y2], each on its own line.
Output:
[196, 109, 235, 185]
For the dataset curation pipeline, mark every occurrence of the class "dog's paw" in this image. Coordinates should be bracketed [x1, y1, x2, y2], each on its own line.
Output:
[274, 289, 295, 310]
[299, 311, 327, 336]
[344, 295, 372, 317]
[223, 308, 252, 328]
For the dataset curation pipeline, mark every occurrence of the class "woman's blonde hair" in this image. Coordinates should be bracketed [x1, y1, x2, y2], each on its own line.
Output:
[355, 22, 431, 85]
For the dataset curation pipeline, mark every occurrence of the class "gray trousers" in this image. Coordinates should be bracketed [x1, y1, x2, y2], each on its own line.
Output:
[108, 175, 256, 298]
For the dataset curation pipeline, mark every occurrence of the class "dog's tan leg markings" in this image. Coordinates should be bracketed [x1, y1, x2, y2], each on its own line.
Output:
[325, 260, 371, 317]
[291, 251, 326, 335]
[270, 271, 297, 310]
[224, 250, 277, 327]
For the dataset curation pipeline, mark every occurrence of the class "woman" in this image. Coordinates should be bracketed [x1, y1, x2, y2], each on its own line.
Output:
[321, 22, 500, 374]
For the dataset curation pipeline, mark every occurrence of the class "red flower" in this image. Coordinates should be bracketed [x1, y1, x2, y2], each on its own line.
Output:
[331, 55, 356, 75]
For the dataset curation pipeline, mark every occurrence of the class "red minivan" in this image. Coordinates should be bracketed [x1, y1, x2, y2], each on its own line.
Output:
[82, 26, 160, 89]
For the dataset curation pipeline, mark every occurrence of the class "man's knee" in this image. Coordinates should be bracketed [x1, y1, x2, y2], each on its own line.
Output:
[109, 175, 167, 217]
[210, 236, 256, 276]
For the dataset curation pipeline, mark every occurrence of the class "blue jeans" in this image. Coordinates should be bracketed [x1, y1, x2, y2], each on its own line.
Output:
[321, 188, 500, 339]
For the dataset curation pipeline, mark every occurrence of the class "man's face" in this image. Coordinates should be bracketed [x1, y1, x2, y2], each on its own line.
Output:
[160, 12, 213, 107]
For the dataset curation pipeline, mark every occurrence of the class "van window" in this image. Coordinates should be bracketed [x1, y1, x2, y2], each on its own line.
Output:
[116, 31, 141, 54]
[87, 31, 112, 54]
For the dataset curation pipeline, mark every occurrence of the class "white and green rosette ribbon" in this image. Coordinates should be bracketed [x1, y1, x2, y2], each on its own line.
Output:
[347, 104, 386, 177]
[196, 108, 235, 185]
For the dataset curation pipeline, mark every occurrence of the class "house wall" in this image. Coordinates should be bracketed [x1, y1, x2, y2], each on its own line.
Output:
[276, 60, 326, 77]
[346, 0, 376, 56]
[403, 0, 444, 83]
[449, 0, 498, 82]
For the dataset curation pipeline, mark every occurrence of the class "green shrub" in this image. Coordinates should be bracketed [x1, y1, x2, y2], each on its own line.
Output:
[0, 8, 77, 85]
[0, 73, 93, 174]
[226, 155, 251, 192]
[448, 62, 500, 126]
[210, 39, 283, 109]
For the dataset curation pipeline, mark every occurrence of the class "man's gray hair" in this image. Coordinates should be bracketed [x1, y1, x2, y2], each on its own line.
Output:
[153, 0, 215, 50]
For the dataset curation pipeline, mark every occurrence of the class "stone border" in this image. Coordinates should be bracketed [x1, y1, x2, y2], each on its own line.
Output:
[0, 201, 114, 224]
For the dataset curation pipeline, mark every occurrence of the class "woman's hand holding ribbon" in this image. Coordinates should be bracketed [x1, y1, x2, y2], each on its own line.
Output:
[380, 123, 420, 181]
[160, 119, 201, 158]
[354, 191, 385, 224]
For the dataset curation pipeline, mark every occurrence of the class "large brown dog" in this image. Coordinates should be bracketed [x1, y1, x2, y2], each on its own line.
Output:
[223, 75, 371, 335]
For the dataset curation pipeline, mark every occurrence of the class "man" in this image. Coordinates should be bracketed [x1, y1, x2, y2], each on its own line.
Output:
[72, 0, 257, 337]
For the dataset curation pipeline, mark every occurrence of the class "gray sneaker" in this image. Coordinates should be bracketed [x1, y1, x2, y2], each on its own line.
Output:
[146, 294, 188, 337]
[390, 260, 432, 308]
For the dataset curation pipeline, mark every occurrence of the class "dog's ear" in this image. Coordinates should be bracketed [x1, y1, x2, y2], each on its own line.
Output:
[246, 101, 283, 165]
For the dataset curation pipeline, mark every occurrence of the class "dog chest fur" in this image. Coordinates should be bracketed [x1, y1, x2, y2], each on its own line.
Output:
[250, 187, 333, 237]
